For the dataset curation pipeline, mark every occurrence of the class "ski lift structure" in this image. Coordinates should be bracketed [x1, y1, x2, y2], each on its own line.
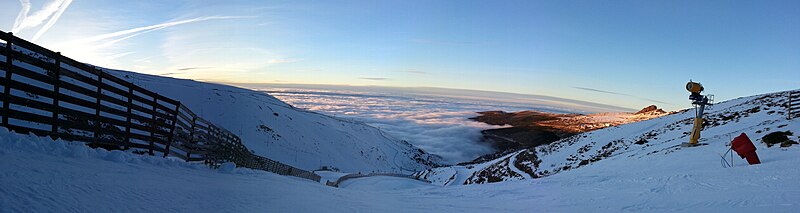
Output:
[683, 81, 714, 147]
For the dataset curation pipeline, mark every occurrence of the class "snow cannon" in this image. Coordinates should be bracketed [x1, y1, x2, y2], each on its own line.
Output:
[731, 133, 760, 165]
[686, 81, 704, 102]
[683, 81, 712, 147]
[686, 81, 704, 93]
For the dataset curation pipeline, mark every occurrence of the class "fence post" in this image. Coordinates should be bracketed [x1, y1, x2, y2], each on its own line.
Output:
[163, 102, 180, 157]
[185, 115, 197, 161]
[149, 96, 157, 155]
[786, 90, 794, 120]
[93, 71, 103, 144]
[124, 86, 133, 149]
[2, 32, 13, 126]
[50, 52, 61, 136]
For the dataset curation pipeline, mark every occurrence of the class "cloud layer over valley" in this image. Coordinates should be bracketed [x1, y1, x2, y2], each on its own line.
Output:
[248, 85, 591, 164]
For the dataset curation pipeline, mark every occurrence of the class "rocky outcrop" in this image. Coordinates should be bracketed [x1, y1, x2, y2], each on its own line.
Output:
[467, 106, 669, 164]
[636, 105, 667, 114]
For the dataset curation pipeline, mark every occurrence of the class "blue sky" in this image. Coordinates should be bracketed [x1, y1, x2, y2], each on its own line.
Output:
[1, 0, 798, 110]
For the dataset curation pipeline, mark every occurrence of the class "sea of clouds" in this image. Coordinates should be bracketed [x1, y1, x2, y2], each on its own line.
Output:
[253, 87, 589, 165]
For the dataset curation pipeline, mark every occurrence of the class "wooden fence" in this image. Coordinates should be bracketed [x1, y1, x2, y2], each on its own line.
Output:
[0, 30, 320, 182]
[790, 90, 799, 119]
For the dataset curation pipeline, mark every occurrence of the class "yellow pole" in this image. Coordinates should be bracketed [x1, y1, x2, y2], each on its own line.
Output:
[689, 117, 703, 145]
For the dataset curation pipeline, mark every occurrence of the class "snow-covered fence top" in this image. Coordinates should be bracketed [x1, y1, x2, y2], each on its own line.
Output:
[0, 30, 320, 183]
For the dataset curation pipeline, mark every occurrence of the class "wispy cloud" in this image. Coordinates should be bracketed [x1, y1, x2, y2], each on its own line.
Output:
[176, 67, 211, 71]
[12, 0, 59, 32]
[398, 69, 427, 74]
[47, 16, 253, 70]
[66, 16, 251, 48]
[105, 51, 134, 60]
[267, 58, 302, 64]
[33, 0, 72, 41]
[573, 86, 673, 105]
[12, 0, 74, 42]
[156, 72, 185, 76]
[573, 87, 625, 95]
[360, 77, 389, 81]
[12, 0, 31, 31]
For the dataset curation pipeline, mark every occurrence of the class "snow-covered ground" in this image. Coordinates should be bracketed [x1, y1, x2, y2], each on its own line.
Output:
[0, 128, 340, 212]
[2, 117, 799, 212]
[2, 42, 798, 211]
[99, 69, 441, 174]
[418, 90, 800, 186]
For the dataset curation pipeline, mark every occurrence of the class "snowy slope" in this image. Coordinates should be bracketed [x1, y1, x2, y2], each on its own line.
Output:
[0, 127, 340, 212]
[3, 123, 800, 212]
[418, 90, 800, 185]
[1, 90, 798, 212]
[1, 41, 439, 173]
[101, 69, 441, 173]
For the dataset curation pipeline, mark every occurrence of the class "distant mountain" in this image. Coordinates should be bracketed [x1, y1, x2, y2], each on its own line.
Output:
[464, 106, 670, 163]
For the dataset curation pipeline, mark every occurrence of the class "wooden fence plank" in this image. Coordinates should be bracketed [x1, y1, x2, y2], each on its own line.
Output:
[6, 108, 55, 125]
[3, 77, 56, 98]
[8, 63, 55, 85]
[6, 49, 55, 72]
[3, 93, 54, 113]
[2, 33, 55, 58]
